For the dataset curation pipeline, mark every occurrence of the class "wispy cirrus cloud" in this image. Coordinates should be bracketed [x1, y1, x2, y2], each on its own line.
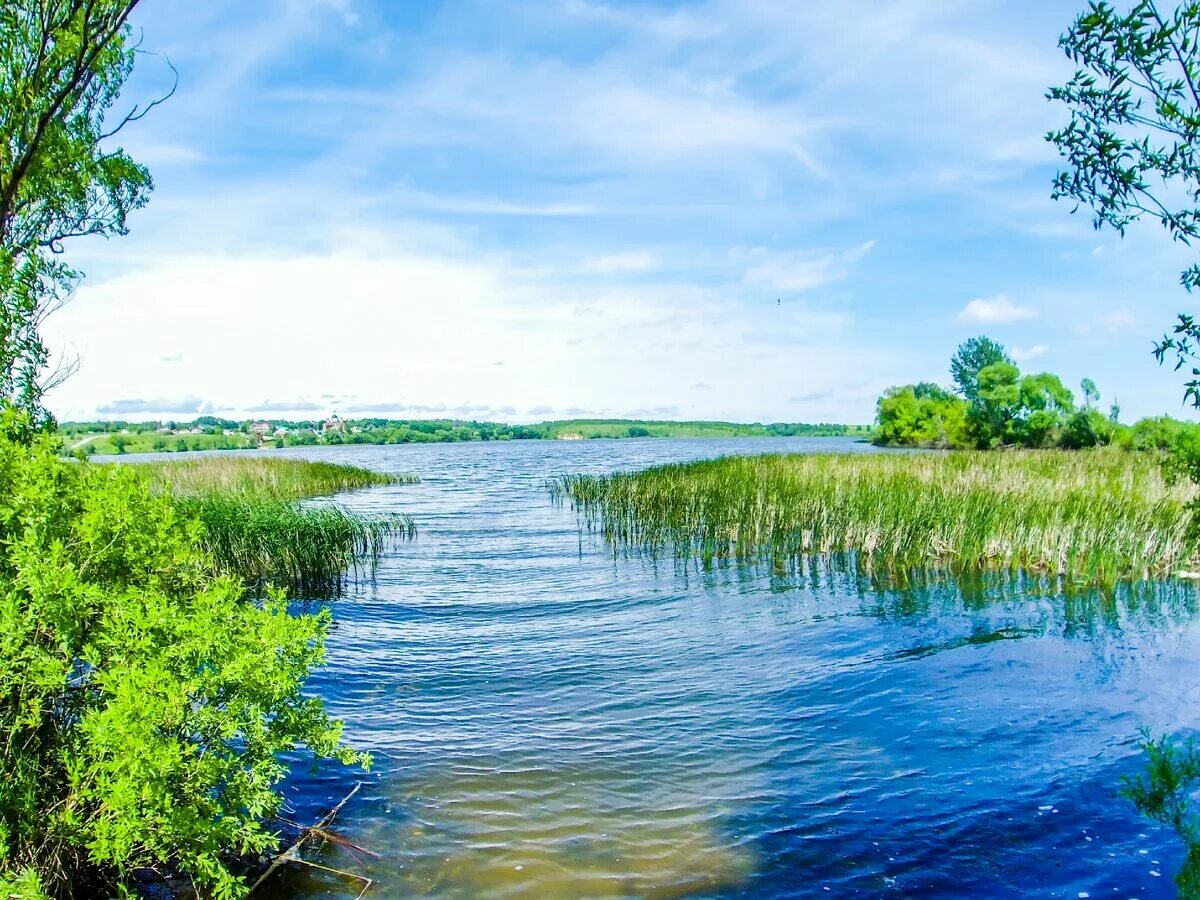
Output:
[1011, 344, 1048, 363]
[740, 241, 875, 293]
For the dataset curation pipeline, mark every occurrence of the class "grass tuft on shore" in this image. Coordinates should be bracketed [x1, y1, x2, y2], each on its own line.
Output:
[550, 450, 1198, 582]
[126, 456, 416, 594]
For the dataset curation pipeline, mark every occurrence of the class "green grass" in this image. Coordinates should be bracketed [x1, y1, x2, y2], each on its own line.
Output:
[550, 450, 1199, 582]
[72, 431, 260, 454]
[125, 456, 416, 594]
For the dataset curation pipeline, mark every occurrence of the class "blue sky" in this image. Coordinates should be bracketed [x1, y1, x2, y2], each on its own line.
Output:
[42, 0, 1200, 423]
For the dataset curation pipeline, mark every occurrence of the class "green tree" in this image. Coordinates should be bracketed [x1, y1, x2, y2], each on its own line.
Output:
[967, 361, 1022, 446]
[110, 434, 126, 454]
[1015, 372, 1075, 446]
[1, 0, 166, 425]
[1081, 377, 1100, 408]
[1048, 2, 1200, 405]
[1062, 407, 1117, 448]
[950, 336, 1013, 403]
[912, 381, 955, 402]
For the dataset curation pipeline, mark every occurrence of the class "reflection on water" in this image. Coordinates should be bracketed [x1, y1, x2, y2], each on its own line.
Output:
[250, 438, 1200, 898]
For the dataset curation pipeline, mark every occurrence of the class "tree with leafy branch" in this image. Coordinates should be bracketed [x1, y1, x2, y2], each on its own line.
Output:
[0, 0, 172, 428]
[1049, 6, 1200, 889]
[1047, 1, 1200, 405]
[950, 336, 1013, 403]
[0, 5, 372, 897]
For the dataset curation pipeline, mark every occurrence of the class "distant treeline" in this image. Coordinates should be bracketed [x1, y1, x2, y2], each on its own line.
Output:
[59, 417, 869, 455]
[875, 336, 1199, 450]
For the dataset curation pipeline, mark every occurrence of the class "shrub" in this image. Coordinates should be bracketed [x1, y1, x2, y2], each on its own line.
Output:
[1060, 408, 1116, 449]
[875, 385, 969, 448]
[0, 436, 365, 897]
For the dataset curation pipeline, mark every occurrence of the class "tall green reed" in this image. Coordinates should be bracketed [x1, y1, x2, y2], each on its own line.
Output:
[129, 456, 417, 594]
[550, 450, 1198, 582]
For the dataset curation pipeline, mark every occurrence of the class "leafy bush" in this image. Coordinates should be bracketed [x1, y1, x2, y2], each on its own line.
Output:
[1123, 732, 1200, 897]
[1060, 408, 1116, 450]
[874, 385, 970, 448]
[0, 435, 366, 898]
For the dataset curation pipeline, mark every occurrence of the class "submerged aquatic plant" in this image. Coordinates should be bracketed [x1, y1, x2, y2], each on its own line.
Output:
[550, 450, 1198, 582]
[130, 456, 417, 594]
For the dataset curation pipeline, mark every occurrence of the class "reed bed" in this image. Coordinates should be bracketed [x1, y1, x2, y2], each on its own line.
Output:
[127, 456, 417, 594]
[134, 455, 415, 500]
[550, 451, 1199, 582]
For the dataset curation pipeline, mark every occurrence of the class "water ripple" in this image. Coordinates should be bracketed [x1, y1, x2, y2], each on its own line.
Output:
[261, 439, 1199, 898]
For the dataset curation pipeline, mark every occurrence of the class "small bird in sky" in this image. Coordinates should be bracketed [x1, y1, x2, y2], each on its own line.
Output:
[777, 297, 781, 306]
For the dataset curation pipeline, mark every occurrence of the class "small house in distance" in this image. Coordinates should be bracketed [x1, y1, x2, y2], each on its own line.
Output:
[322, 414, 346, 435]
[250, 421, 273, 438]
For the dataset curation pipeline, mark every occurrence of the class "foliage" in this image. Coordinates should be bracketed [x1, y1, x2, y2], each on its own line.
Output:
[0, 435, 366, 897]
[950, 336, 1013, 402]
[874, 385, 968, 448]
[877, 337, 1117, 449]
[552, 449, 1196, 583]
[1121, 414, 1195, 449]
[1048, 1, 1200, 405]
[0, 0, 160, 423]
[1061, 407, 1119, 449]
[1123, 731, 1200, 896]
[966, 361, 1023, 446]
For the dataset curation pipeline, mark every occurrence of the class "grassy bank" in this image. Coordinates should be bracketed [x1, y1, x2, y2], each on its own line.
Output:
[551, 450, 1198, 582]
[129, 457, 416, 594]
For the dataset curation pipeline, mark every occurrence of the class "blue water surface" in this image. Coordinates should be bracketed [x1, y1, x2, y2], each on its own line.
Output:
[238, 437, 1198, 898]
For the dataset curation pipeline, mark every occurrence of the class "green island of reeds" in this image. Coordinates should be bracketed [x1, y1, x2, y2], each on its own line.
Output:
[130, 456, 417, 594]
[551, 450, 1200, 582]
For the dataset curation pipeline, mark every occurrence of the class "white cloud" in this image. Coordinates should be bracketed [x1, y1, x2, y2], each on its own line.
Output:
[957, 294, 1037, 324]
[582, 251, 659, 274]
[740, 241, 875, 293]
[555, 0, 718, 41]
[43, 240, 883, 424]
[1096, 309, 1137, 334]
[96, 396, 208, 416]
[1011, 344, 1048, 363]
[391, 184, 597, 218]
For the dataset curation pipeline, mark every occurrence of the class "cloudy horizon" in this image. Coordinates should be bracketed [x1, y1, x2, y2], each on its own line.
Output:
[40, 0, 1200, 424]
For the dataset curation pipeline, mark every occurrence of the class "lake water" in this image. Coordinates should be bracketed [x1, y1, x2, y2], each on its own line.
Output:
[248, 437, 1199, 898]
